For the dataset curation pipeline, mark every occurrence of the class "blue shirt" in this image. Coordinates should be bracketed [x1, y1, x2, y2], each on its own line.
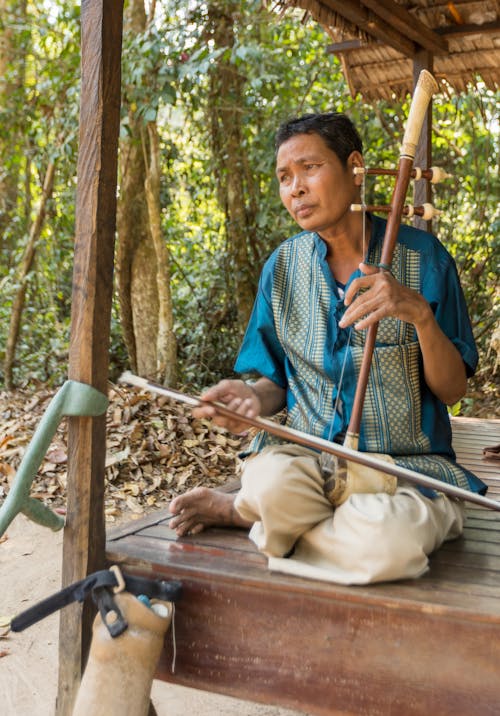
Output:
[235, 214, 486, 496]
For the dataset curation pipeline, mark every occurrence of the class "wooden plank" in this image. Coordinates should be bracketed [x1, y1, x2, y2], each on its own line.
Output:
[115, 519, 500, 565]
[437, 542, 500, 563]
[465, 515, 500, 529]
[465, 513, 500, 530]
[429, 546, 500, 573]
[411, 565, 500, 595]
[107, 534, 269, 582]
[56, 3, 124, 715]
[123, 560, 500, 715]
[106, 509, 174, 541]
[107, 524, 500, 617]
[362, 0, 448, 54]
[112, 521, 500, 566]
[109, 539, 500, 625]
[451, 419, 500, 508]
[113, 524, 500, 611]
[453, 434, 500, 445]
[457, 526, 500, 544]
[321, 0, 415, 57]
[138, 523, 256, 550]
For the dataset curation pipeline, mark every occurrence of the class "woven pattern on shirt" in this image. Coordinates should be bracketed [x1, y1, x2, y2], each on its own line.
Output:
[347, 242, 430, 455]
[394, 454, 472, 491]
[272, 232, 336, 439]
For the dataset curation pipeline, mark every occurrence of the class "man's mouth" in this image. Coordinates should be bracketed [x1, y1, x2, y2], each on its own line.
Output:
[294, 204, 314, 218]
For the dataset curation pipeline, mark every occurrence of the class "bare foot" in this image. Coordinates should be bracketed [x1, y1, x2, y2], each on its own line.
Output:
[169, 487, 252, 536]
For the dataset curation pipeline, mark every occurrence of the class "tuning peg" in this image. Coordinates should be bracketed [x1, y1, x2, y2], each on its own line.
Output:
[414, 203, 442, 220]
[352, 166, 452, 183]
[428, 166, 453, 183]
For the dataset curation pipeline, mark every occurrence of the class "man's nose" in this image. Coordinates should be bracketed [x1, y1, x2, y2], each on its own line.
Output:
[291, 175, 306, 195]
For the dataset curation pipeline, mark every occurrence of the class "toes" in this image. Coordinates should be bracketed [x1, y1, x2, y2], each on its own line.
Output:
[169, 514, 181, 529]
[189, 523, 205, 536]
[169, 500, 179, 515]
[173, 519, 192, 536]
[170, 509, 194, 529]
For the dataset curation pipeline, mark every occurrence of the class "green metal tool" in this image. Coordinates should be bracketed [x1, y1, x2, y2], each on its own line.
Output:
[0, 380, 108, 537]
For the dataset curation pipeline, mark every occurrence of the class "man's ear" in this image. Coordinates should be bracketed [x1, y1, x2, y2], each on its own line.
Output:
[349, 151, 365, 185]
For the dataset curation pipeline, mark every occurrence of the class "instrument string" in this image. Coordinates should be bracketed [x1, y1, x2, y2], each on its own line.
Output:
[319, 168, 366, 476]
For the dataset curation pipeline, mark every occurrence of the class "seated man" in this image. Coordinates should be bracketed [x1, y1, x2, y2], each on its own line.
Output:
[170, 112, 485, 585]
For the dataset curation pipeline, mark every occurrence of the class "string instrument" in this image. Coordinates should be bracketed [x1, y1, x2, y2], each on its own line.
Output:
[346, 69, 440, 453]
[321, 70, 448, 504]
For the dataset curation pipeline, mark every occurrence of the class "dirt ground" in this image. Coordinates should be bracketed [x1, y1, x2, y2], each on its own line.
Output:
[0, 515, 303, 716]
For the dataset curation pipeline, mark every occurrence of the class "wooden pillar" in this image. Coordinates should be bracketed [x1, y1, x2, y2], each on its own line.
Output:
[56, 1, 124, 714]
[412, 50, 434, 232]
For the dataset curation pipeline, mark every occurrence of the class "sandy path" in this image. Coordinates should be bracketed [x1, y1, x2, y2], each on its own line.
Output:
[0, 515, 303, 716]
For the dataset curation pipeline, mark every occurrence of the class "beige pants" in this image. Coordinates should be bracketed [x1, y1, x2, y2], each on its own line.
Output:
[234, 444, 464, 585]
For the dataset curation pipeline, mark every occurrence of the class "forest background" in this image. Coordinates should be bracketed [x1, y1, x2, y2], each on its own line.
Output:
[0, 0, 499, 415]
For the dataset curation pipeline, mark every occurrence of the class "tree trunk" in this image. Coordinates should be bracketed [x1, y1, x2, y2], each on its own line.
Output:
[144, 122, 177, 385]
[206, 0, 258, 331]
[116, 128, 158, 376]
[116, 0, 159, 377]
[3, 161, 55, 389]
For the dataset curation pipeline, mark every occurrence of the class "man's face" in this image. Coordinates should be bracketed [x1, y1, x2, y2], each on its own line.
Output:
[275, 132, 361, 235]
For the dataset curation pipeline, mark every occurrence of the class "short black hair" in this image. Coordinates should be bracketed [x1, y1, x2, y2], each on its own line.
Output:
[275, 112, 363, 166]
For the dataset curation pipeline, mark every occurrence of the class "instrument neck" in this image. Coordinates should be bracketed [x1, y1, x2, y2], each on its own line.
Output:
[347, 157, 414, 438]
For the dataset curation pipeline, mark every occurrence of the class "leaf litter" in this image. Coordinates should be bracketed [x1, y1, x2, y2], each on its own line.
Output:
[0, 381, 251, 523]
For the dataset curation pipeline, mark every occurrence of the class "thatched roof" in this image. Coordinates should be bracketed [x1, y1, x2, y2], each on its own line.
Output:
[279, 0, 500, 100]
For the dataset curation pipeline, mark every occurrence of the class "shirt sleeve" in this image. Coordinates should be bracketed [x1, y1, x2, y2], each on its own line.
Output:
[421, 240, 478, 377]
[234, 254, 288, 387]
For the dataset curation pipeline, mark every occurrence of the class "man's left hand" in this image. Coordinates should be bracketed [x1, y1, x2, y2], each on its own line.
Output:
[339, 262, 429, 330]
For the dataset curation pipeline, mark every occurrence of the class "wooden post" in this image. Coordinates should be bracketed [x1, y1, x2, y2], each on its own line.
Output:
[412, 49, 434, 232]
[56, 2, 124, 714]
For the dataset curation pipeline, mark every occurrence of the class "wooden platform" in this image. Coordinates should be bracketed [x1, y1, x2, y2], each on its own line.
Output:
[106, 417, 500, 715]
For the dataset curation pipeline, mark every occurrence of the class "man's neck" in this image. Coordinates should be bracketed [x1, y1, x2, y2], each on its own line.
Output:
[322, 215, 371, 284]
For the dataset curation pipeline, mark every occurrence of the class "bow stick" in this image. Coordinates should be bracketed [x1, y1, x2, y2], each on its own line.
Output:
[345, 69, 439, 452]
[119, 372, 500, 511]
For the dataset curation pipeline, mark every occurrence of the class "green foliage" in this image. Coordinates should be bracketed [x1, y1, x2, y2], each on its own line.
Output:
[1, 0, 498, 414]
[431, 87, 499, 365]
[121, 20, 178, 125]
[0, 0, 80, 388]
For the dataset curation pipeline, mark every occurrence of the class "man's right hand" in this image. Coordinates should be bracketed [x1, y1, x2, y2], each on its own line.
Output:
[192, 379, 261, 434]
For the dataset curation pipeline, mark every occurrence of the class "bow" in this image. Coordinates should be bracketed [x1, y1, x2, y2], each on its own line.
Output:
[119, 372, 500, 512]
